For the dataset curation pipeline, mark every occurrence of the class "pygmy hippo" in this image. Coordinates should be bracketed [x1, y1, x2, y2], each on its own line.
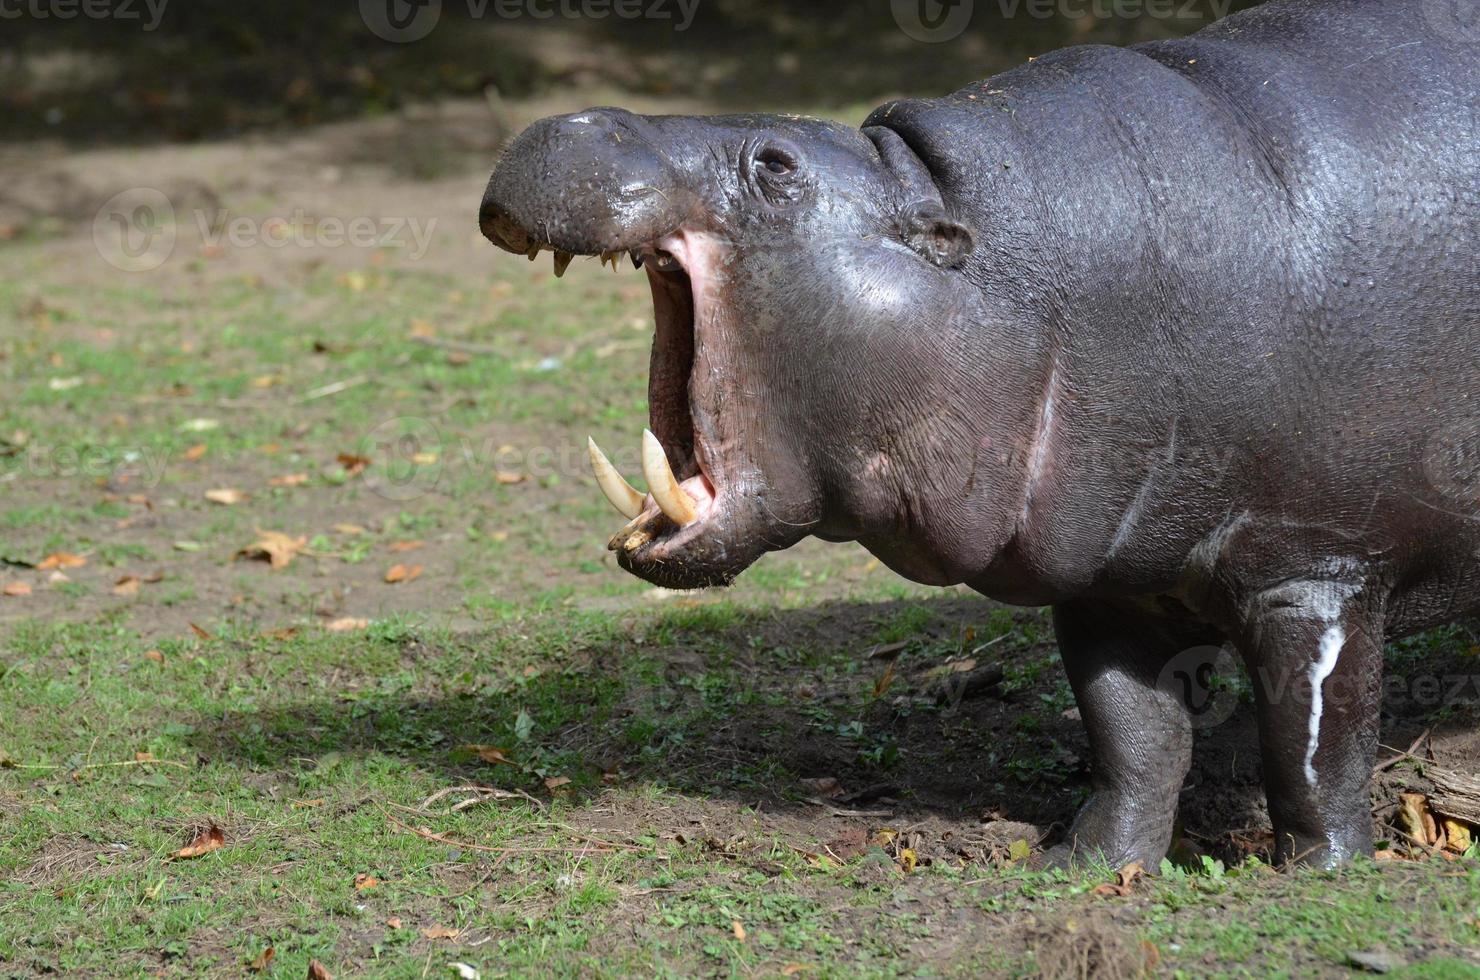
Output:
[480, 0, 1480, 868]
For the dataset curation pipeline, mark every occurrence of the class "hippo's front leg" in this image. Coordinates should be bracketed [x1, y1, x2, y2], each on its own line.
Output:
[1047, 600, 1219, 869]
[1237, 579, 1383, 867]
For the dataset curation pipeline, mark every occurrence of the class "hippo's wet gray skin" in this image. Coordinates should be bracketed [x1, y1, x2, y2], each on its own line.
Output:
[481, 0, 1480, 869]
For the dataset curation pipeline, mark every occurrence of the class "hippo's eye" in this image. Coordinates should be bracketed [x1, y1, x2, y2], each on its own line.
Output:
[755, 146, 798, 179]
[763, 151, 799, 178]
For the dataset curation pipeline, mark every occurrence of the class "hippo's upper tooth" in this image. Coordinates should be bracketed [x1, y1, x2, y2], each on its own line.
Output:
[642, 429, 697, 526]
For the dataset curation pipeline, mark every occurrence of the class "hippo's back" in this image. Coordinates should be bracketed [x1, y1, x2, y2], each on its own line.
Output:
[869, 0, 1480, 625]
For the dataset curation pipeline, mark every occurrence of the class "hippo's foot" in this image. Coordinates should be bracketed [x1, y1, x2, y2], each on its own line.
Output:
[1040, 793, 1181, 872]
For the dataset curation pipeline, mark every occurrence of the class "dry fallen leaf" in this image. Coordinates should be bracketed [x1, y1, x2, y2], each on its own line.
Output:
[384, 563, 424, 585]
[386, 917, 404, 929]
[236, 531, 308, 570]
[354, 873, 380, 891]
[897, 847, 918, 873]
[134, 751, 156, 762]
[3, 582, 31, 597]
[872, 661, 896, 698]
[387, 540, 424, 553]
[495, 472, 526, 485]
[37, 552, 87, 570]
[189, 622, 213, 640]
[1398, 792, 1440, 848]
[337, 452, 371, 476]
[420, 925, 460, 940]
[731, 920, 747, 941]
[325, 617, 370, 633]
[1092, 860, 1147, 898]
[333, 523, 367, 535]
[171, 823, 225, 860]
[246, 947, 275, 973]
[1444, 819, 1473, 854]
[113, 575, 142, 596]
[143, 649, 166, 663]
[269, 473, 310, 487]
[182, 443, 208, 461]
[544, 776, 572, 791]
[205, 488, 249, 506]
[798, 776, 844, 799]
[463, 745, 516, 767]
[307, 959, 333, 980]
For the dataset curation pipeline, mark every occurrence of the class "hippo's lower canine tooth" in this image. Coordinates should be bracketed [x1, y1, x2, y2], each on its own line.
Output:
[641, 429, 697, 526]
[588, 437, 644, 520]
[553, 250, 574, 277]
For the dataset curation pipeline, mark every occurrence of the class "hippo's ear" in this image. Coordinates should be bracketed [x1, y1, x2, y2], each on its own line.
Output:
[900, 201, 974, 269]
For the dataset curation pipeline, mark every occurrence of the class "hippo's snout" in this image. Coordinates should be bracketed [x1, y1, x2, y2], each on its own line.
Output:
[480, 108, 690, 261]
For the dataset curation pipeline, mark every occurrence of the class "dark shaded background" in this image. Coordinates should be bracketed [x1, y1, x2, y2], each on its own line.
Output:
[1, 0, 1262, 146]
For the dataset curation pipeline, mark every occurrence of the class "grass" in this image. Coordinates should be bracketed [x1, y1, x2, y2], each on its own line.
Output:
[2, 122, 1480, 978]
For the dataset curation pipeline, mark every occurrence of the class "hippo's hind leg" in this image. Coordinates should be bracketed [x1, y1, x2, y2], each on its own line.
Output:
[1046, 599, 1221, 870]
[1235, 578, 1383, 867]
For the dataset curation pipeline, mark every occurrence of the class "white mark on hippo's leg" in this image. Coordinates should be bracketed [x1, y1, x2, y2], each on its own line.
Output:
[1303, 622, 1346, 787]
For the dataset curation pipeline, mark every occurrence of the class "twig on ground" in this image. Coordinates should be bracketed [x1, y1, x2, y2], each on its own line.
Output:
[9, 758, 189, 772]
[804, 796, 894, 818]
[410, 336, 504, 356]
[384, 811, 621, 858]
[302, 376, 368, 401]
[419, 785, 544, 812]
[1374, 728, 1433, 772]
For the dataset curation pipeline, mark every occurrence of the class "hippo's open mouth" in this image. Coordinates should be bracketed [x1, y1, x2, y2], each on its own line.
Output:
[590, 233, 724, 558]
[496, 225, 749, 586]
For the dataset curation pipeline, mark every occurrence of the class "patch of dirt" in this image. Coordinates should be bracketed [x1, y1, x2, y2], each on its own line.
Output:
[14, 834, 144, 889]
